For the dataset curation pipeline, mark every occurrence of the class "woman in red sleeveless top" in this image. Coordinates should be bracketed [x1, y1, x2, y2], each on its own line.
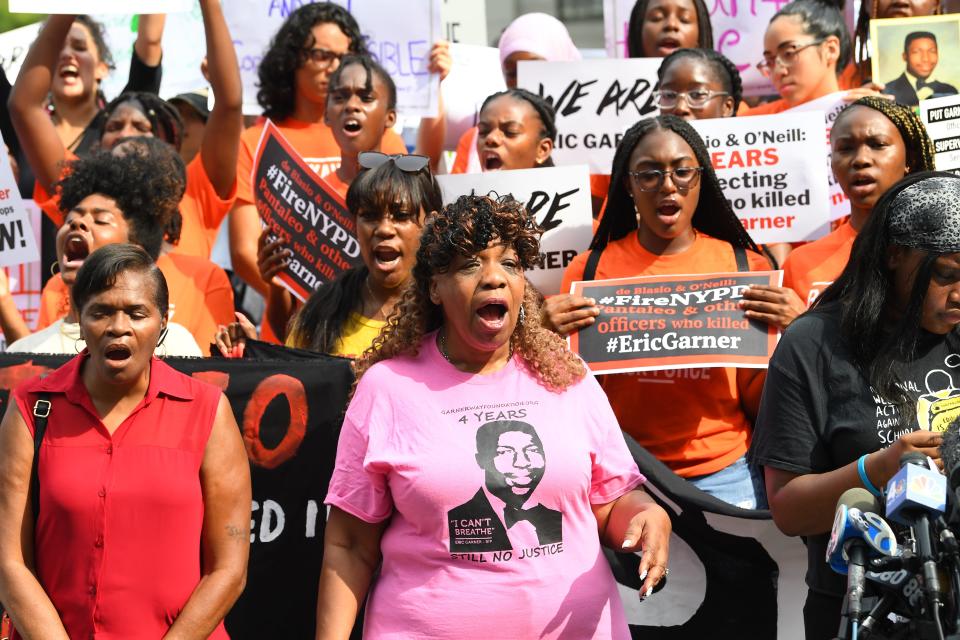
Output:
[0, 244, 251, 639]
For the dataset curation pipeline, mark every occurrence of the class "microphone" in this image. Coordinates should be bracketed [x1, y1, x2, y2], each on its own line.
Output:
[885, 452, 947, 621]
[940, 419, 960, 507]
[827, 488, 888, 623]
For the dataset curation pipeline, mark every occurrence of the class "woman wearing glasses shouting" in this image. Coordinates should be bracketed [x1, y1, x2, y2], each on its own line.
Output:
[745, 0, 876, 116]
[546, 116, 776, 509]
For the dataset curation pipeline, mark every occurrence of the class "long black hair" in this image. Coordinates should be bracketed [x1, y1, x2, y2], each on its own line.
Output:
[591, 115, 759, 254]
[657, 48, 743, 114]
[771, 0, 852, 77]
[287, 161, 443, 354]
[257, 3, 368, 121]
[626, 0, 714, 57]
[815, 171, 960, 412]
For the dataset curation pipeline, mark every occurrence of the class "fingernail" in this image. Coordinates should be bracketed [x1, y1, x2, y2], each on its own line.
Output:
[645, 586, 653, 598]
[639, 569, 647, 581]
[622, 539, 634, 549]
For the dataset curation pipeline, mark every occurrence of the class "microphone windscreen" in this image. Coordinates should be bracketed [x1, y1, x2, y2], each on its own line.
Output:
[940, 419, 960, 480]
[899, 451, 928, 467]
[837, 487, 881, 513]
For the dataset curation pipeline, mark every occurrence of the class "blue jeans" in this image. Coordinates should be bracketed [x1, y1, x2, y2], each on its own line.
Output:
[687, 455, 768, 510]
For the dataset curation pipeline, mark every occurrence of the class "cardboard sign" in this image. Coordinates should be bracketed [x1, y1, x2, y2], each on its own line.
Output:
[0, 132, 39, 269]
[252, 121, 361, 302]
[690, 112, 831, 244]
[920, 94, 960, 174]
[871, 15, 960, 107]
[9, 0, 192, 13]
[441, 0, 487, 46]
[785, 91, 852, 222]
[517, 59, 661, 174]
[225, 0, 441, 118]
[569, 271, 781, 374]
[441, 44, 505, 151]
[436, 165, 593, 296]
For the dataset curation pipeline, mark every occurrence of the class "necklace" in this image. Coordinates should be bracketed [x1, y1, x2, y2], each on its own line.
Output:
[363, 278, 389, 321]
[437, 329, 513, 366]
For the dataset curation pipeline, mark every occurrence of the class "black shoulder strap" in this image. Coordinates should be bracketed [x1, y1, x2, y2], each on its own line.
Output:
[733, 245, 749, 273]
[583, 247, 603, 282]
[30, 393, 51, 523]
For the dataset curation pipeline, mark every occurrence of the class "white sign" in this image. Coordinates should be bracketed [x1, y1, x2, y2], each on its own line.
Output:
[441, 0, 487, 46]
[920, 94, 960, 174]
[602, 0, 635, 57]
[436, 165, 593, 296]
[691, 112, 831, 244]
[0, 132, 40, 268]
[785, 92, 852, 222]
[517, 59, 661, 174]
[710, 2, 779, 97]
[9, 0, 192, 13]
[441, 44, 505, 150]
[0, 22, 41, 81]
[99, 7, 208, 100]
[0, 200, 42, 351]
[225, 0, 441, 118]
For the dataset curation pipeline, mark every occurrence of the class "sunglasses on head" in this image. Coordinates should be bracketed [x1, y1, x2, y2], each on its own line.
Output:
[358, 151, 430, 174]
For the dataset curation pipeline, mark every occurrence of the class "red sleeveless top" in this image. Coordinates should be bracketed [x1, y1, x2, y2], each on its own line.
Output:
[12, 353, 227, 639]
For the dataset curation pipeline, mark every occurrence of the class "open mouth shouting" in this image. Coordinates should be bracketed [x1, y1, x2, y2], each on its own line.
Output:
[655, 36, 682, 56]
[342, 117, 363, 137]
[475, 298, 510, 334]
[58, 62, 81, 85]
[62, 233, 91, 271]
[655, 198, 682, 225]
[371, 244, 401, 272]
[848, 172, 878, 198]
[482, 152, 505, 171]
[102, 342, 133, 369]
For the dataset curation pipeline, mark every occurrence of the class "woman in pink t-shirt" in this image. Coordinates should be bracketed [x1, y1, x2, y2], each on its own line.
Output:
[317, 194, 671, 639]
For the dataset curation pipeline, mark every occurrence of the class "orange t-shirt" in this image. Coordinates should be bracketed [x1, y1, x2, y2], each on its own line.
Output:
[37, 253, 234, 356]
[235, 117, 407, 206]
[782, 220, 857, 306]
[560, 232, 771, 478]
[33, 153, 234, 260]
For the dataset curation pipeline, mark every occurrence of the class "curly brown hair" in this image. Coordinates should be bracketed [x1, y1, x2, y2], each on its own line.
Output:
[354, 193, 585, 391]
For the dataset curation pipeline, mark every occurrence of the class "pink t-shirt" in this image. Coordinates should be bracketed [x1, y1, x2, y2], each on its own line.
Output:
[326, 332, 645, 639]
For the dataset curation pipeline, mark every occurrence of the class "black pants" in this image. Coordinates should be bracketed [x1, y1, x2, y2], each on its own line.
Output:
[804, 589, 843, 640]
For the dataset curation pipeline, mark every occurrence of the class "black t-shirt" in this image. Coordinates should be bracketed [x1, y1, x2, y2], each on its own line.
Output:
[748, 302, 960, 597]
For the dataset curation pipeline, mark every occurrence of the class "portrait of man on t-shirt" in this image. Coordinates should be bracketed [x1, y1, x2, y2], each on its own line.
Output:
[448, 420, 562, 552]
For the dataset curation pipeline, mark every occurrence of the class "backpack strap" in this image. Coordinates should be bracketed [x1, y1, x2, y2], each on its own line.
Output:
[582, 247, 604, 282]
[30, 393, 51, 523]
[733, 245, 749, 273]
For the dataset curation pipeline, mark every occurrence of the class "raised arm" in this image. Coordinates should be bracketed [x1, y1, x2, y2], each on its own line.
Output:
[134, 14, 165, 68]
[163, 395, 250, 639]
[8, 15, 73, 192]
[0, 400, 70, 639]
[199, 0, 243, 199]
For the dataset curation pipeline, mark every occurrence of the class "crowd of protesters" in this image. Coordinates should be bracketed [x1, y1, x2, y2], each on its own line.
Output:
[0, 0, 958, 638]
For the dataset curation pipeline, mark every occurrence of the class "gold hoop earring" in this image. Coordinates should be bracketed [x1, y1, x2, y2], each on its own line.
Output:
[50, 261, 60, 276]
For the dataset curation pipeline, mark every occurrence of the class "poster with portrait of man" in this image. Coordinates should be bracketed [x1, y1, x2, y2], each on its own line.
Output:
[870, 14, 960, 107]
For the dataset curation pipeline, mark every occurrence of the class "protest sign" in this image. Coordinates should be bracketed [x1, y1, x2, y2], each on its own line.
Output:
[252, 121, 361, 302]
[568, 271, 781, 374]
[436, 165, 593, 296]
[517, 59, 661, 174]
[441, 0, 487, 46]
[602, 0, 635, 57]
[920, 94, 960, 174]
[690, 112, 831, 244]
[9, 0, 192, 13]
[0, 133, 39, 269]
[0, 201, 42, 351]
[785, 91, 852, 222]
[871, 15, 960, 107]
[441, 44, 506, 152]
[0, 22, 41, 82]
[224, 0, 441, 118]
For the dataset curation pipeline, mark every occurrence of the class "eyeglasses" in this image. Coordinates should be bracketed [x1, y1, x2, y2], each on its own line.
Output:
[302, 47, 344, 69]
[756, 40, 824, 77]
[358, 151, 431, 173]
[628, 167, 703, 192]
[654, 89, 730, 109]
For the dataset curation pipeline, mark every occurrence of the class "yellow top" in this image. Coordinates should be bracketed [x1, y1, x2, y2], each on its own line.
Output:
[285, 311, 386, 358]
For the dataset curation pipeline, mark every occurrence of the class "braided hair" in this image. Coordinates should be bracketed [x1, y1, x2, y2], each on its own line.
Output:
[834, 96, 936, 174]
[101, 92, 184, 151]
[772, 0, 852, 77]
[479, 89, 557, 167]
[657, 48, 743, 114]
[626, 0, 714, 57]
[592, 115, 759, 255]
